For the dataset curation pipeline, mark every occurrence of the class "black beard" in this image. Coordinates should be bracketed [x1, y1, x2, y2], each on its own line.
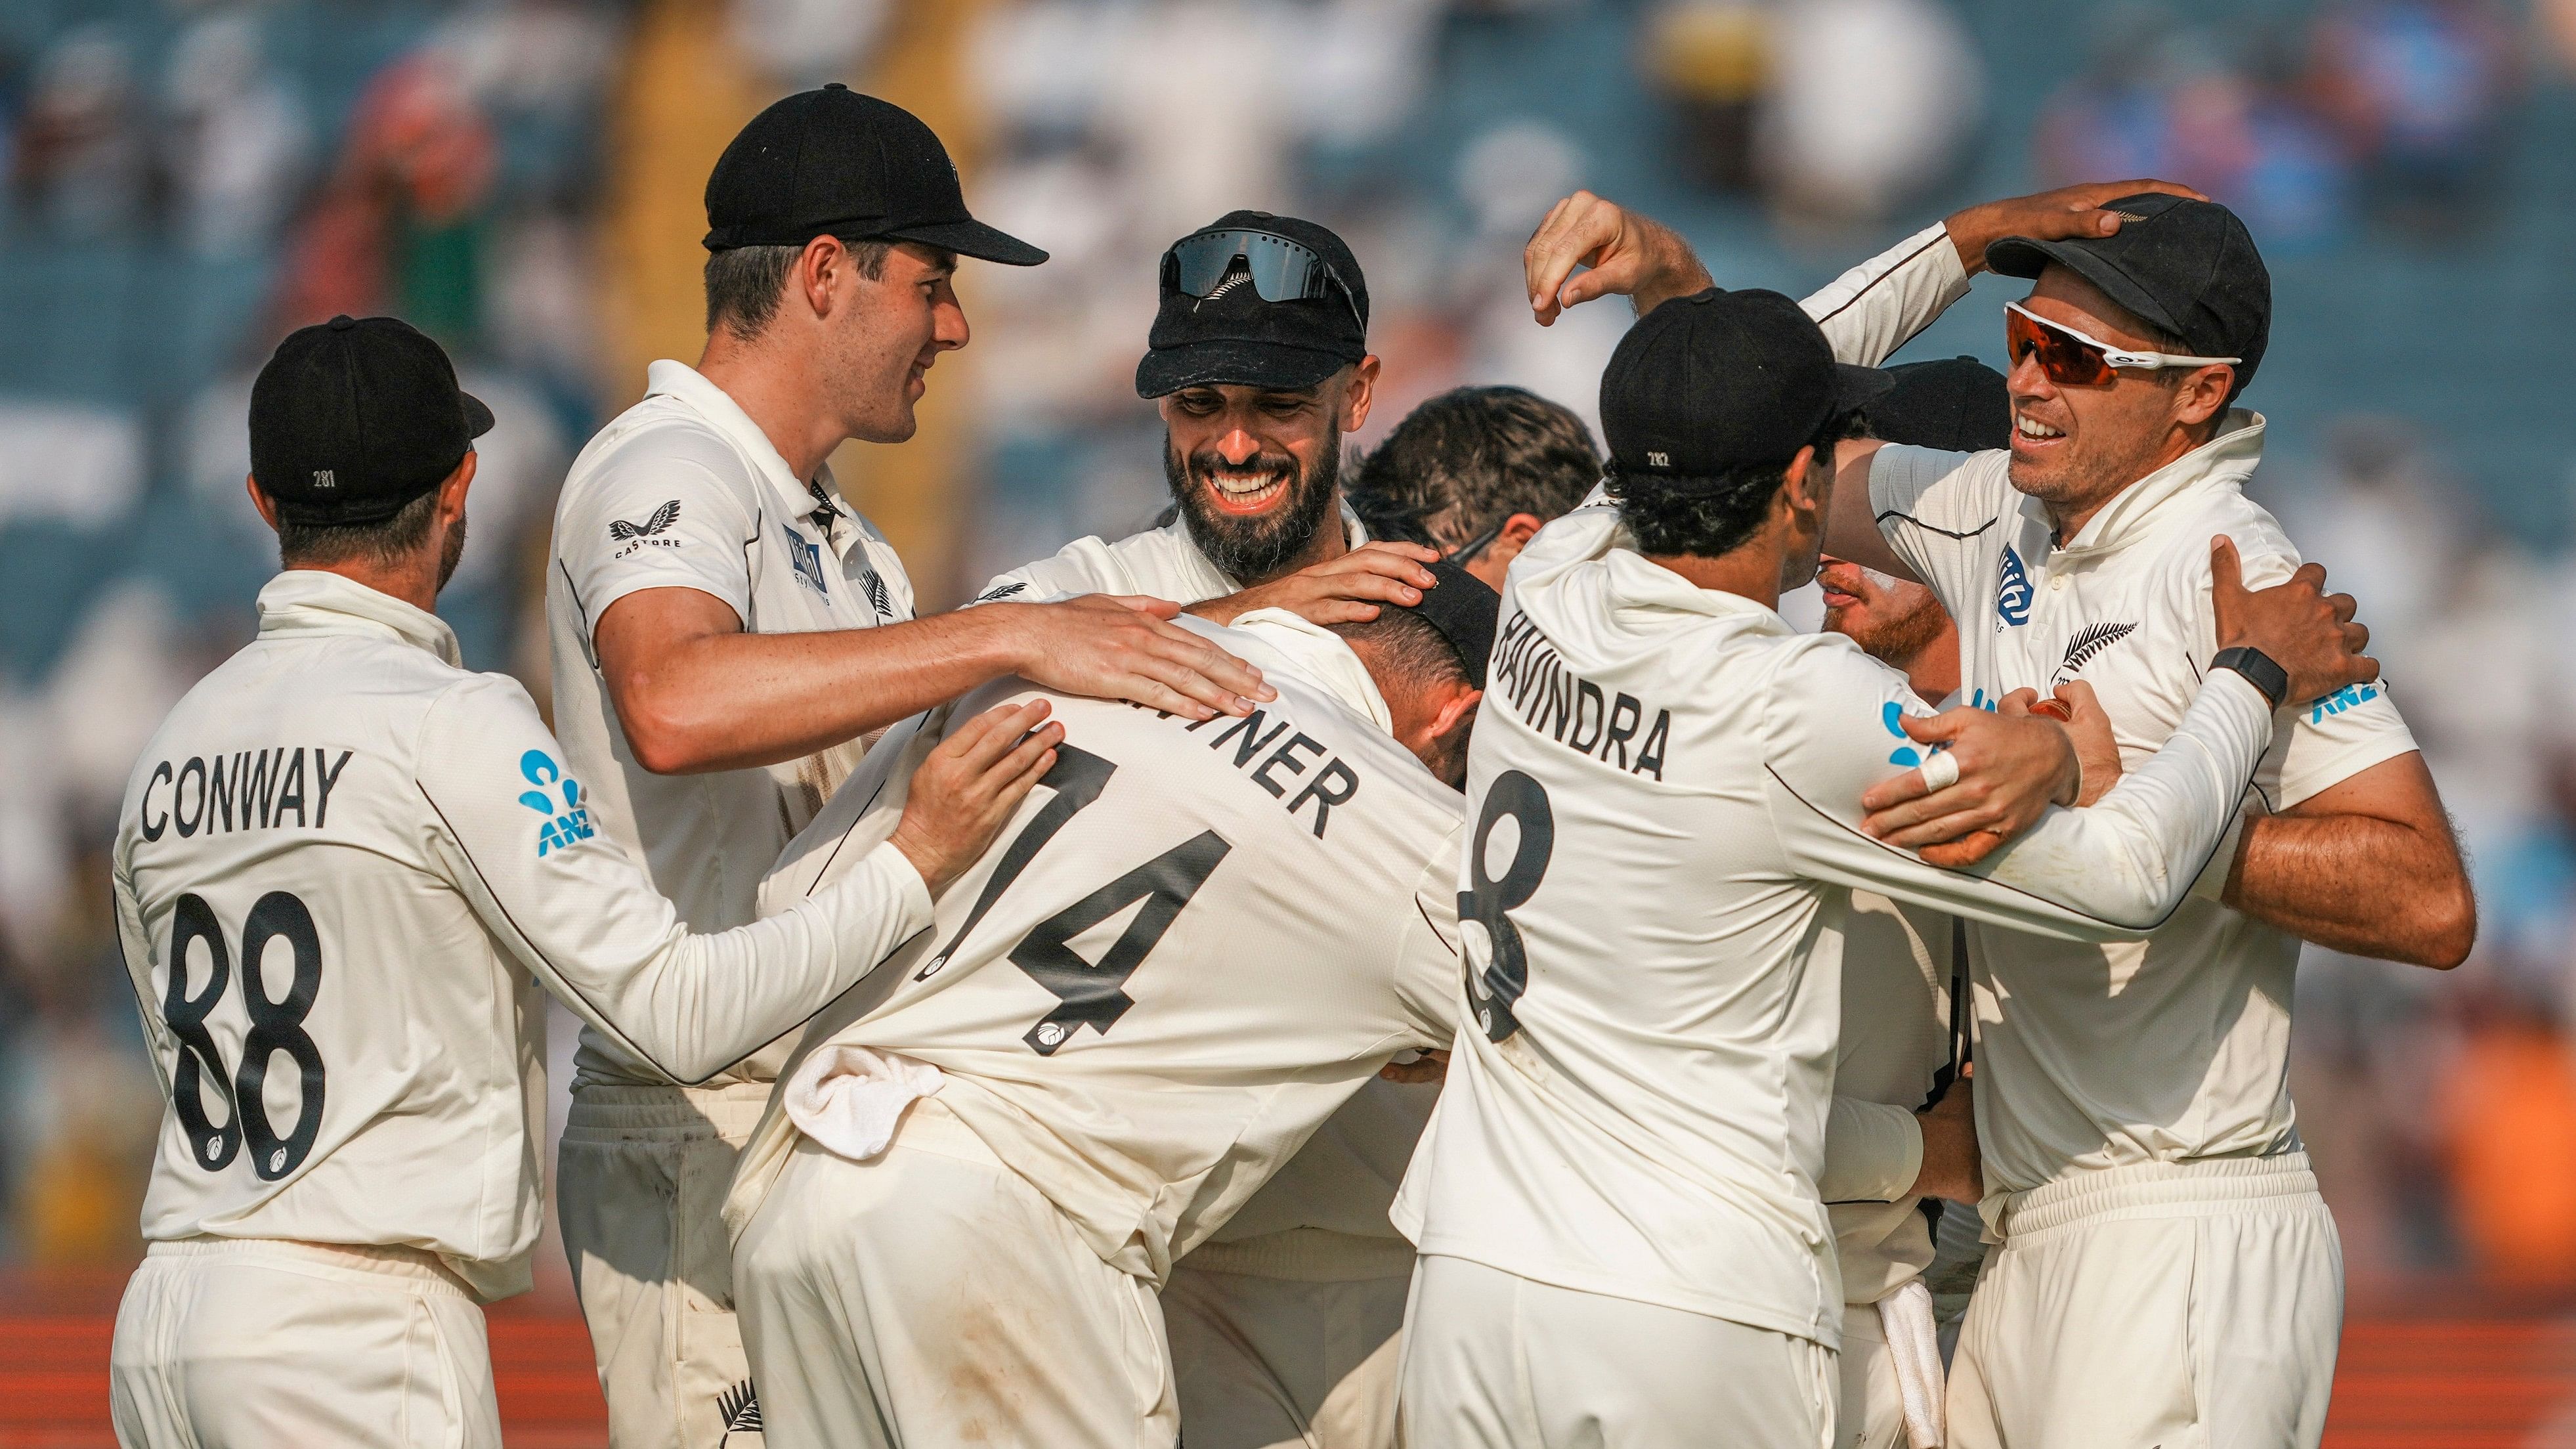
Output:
[1163, 434, 1341, 584]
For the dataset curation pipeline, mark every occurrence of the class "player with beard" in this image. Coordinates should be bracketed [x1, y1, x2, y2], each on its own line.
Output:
[970, 217, 1536, 1449]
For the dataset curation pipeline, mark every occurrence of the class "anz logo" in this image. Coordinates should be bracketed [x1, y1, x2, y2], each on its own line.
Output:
[1996, 545, 2033, 627]
[518, 750, 594, 857]
[2308, 681, 2382, 724]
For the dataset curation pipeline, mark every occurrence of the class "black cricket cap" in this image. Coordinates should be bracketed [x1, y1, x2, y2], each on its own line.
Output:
[249, 314, 494, 527]
[1862, 356, 2011, 453]
[702, 84, 1046, 266]
[1137, 211, 1369, 399]
[1398, 557, 1501, 691]
[1599, 288, 1889, 484]
[1985, 192, 2268, 399]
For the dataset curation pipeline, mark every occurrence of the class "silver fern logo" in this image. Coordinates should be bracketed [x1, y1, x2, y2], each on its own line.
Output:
[2051, 622, 2137, 685]
[717, 1379, 762, 1443]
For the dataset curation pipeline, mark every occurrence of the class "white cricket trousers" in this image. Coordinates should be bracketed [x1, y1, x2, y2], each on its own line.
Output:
[1163, 1257, 1409, 1449]
[731, 1096, 1179, 1449]
[109, 1236, 500, 1449]
[1837, 1302, 1905, 1449]
[557, 1081, 771, 1449]
[1946, 1153, 2342, 1449]
[1396, 1254, 1835, 1449]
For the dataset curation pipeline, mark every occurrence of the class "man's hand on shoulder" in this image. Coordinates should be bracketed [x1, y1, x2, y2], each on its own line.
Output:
[890, 701, 1063, 893]
[994, 594, 1274, 721]
[1189, 542, 1440, 627]
[1943, 179, 2210, 275]
[1523, 190, 1715, 326]
[2209, 536, 2377, 705]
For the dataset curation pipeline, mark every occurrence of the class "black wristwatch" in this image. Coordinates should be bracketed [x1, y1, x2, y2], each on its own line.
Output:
[2211, 645, 2288, 710]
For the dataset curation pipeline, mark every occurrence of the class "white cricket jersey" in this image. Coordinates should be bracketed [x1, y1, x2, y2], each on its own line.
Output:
[1870, 424, 2418, 1196]
[1391, 504, 2279, 1347]
[974, 505, 1431, 1277]
[728, 612, 1465, 1287]
[1821, 893, 1958, 1305]
[110, 571, 932, 1299]
[1800, 224, 2424, 1199]
[968, 504, 1367, 606]
[547, 358, 916, 1087]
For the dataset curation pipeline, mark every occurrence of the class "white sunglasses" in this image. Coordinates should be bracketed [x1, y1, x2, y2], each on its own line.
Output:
[2005, 301, 2240, 381]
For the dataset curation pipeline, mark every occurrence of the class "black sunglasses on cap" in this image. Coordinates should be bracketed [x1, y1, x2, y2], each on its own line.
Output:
[1162, 228, 1365, 331]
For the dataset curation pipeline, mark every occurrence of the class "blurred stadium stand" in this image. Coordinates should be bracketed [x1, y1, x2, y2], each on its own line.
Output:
[6, 0, 2576, 1442]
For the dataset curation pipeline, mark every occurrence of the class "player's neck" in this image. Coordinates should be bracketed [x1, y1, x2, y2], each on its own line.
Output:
[1903, 632, 1960, 705]
[697, 330, 841, 485]
[1644, 542, 1786, 610]
[284, 557, 440, 616]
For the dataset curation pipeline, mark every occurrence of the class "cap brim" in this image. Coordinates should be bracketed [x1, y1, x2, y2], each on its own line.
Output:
[1834, 364, 1896, 413]
[462, 392, 496, 439]
[1984, 236, 2189, 342]
[884, 218, 1049, 267]
[1136, 339, 1352, 399]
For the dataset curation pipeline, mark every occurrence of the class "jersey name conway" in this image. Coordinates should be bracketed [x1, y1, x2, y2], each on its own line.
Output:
[547, 359, 916, 1087]
[112, 572, 931, 1299]
[973, 506, 1429, 1272]
[731, 614, 1463, 1286]
[1392, 506, 2277, 1347]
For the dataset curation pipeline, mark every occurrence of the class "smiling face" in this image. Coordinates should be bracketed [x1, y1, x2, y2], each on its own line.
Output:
[830, 240, 968, 445]
[1157, 359, 1377, 584]
[2006, 263, 2234, 536]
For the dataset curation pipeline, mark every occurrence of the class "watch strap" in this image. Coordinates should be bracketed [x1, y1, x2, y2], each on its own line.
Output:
[2211, 645, 2288, 710]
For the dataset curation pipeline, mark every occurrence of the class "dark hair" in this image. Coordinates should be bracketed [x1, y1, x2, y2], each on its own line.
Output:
[1329, 608, 1471, 693]
[274, 485, 442, 569]
[1606, 410, 1843, 558]
[704, 238, 892, 336]
[1348, 387, 1600, 551]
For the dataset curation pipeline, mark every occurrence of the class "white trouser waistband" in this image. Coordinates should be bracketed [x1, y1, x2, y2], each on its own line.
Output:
[566, 1079, 776, 1138]
[1994, 1152, 2320, 1241]
[146, 1234, 477, 1299]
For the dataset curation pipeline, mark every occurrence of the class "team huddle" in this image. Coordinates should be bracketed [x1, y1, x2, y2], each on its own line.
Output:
[103, 85, 2473, 1449]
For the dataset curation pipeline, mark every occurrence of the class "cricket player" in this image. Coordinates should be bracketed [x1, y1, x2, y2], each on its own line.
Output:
[973, 223, 1602, 1449]
[544, 90, 1265, 1448]
[1814, 358, 2015, 1449]
[1528, 184, 2476, 1446]
[106, 316, 1060, 1449]
[1392, 275, 2380, 1448]
[725, 574, 1501, 1449]
[1346, 383, 1603, 592]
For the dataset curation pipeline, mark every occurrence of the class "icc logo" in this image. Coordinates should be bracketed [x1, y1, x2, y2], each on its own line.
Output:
[517, 750, 594, 857]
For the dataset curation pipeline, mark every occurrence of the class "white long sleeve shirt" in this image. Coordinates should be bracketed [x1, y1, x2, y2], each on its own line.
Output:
[1820, 893, 1959, 1305]
[112, 571, 932, 1299]
[547, 359, 916, 1087]
[729, 613, 1465, 1288]
[972, 508, 1432, 1283]
[1806, 226, 2423, 1205]
[1392, 505, 2275, 1347]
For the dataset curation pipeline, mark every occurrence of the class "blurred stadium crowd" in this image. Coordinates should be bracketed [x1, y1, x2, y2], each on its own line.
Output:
[7, 0, 2576, 1303]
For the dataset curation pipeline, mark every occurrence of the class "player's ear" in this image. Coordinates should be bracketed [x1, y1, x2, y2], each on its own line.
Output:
[439, 450, 478, 523]
[1339, 355, 1381, 433]
[1429, 684, 1482, 743]
[245, 473, 281, 532]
